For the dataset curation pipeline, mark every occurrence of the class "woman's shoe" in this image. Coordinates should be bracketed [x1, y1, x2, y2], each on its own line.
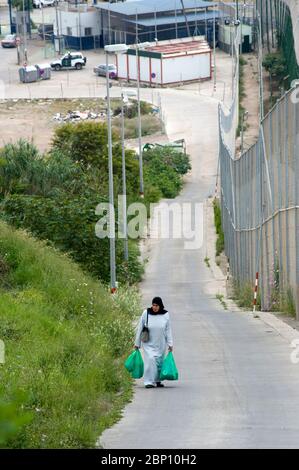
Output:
[145, 384, 155, 388]
[156, 382, 164, 388]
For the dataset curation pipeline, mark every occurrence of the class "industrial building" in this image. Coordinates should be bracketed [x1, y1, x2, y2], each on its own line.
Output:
[50, 0, 244, 51]
[50, 0, 255, 52]
[95, 0, 224, 46]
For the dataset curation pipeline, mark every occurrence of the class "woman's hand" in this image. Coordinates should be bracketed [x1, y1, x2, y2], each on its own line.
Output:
[168, 346, 173, 352]
[134, 345, 140, 350]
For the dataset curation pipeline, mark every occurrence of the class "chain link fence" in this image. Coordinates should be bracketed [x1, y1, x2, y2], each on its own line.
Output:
[219, 79, 299, 317]
[218, 4, 299, 318]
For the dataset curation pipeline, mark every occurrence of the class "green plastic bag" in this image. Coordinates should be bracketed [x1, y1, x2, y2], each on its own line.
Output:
[160, 352, 179, 381]
[124, 349, 144, 379]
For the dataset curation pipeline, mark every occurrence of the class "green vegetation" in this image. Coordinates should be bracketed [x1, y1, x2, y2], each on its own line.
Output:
[112, 99, 154, 119]
[275, 5, 299, 86]
[204, 257, 211, 268]
[232, 280, 261, 311]
[263, 52, 287, 83]
[112, 115, 161, 139]
[143, 146, 191, 199]
[0, 221, 140, 448]
[213, 199, 224, 256]
[0, 133, 190, 285]
[263, 51, 289, 108]
[12, 0, 32, 11]
[216, 294, 228, 310]
[269, 259, 296, 316]
[111, 99, 162, 139]
[237, 56, 247, 138]
[0, 394, 32, 446]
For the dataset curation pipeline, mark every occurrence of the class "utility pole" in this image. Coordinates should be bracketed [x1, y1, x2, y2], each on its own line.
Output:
[136, 10, 144, 197]
[55, 0, 60, 54]
[213, 5, 216, 91]
[8, 0, 13, 34]
[41, 3, 46, 56]
[121, 91, 129, 262]
[175, 0, 178, 39]
[78, 3, 82, 51]
[22, 0, 28, 63]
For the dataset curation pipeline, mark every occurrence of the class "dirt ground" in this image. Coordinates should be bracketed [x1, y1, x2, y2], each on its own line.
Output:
[0, 98, 164, 153]
[236, 53, 260, 156]
[0, 98, 109, 153]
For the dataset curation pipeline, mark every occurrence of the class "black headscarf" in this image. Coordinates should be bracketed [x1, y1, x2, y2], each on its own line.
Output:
[147, 296, 168, 315]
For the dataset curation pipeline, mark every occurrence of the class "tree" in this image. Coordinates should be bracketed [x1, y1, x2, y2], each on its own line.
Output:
[263, 52, 287, 83]
[51, 121, 140, 198]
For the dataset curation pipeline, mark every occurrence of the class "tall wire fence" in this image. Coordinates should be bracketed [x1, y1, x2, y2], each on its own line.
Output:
[218, 12, 299, 318]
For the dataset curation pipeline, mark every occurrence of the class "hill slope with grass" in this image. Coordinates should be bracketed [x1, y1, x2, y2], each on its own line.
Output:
[0, 221, 139, 448]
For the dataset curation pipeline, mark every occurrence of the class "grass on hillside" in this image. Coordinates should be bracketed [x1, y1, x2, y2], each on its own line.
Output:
[0, 221, 140, 448]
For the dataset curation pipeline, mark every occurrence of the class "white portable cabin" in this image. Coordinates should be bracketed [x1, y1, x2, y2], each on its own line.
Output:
[116, 37, 212, 86]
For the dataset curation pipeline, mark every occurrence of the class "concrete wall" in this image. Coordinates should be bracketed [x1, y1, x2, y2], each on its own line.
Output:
[54, 8, 100, 37]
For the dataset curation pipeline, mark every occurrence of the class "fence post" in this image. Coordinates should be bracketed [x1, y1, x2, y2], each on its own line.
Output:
[295, 88, 299, 320]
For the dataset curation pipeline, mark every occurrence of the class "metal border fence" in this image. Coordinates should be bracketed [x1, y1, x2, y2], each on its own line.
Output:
[218, 5, 299, 318]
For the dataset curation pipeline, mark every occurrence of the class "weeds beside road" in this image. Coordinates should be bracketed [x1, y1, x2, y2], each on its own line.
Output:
[0, 220, 140, 448]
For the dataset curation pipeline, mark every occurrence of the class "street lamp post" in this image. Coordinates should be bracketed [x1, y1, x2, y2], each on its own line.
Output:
[104, 44, 128, 293]
[213, 5, 216, 92]
[22, 0, 28, 63]
[136, 45, 143, 197]
[105, 49, 116, 293]
[135, 41, 151, 198]
[120, 91, 128, 262]
[120, 89, 137, 262]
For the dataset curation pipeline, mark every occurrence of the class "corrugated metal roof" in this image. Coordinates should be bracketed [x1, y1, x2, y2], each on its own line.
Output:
[147, 38, 211, 56]
[95, 0, 217, 16]
[125, 10, 224, 27]
[127, 37, 211, 58]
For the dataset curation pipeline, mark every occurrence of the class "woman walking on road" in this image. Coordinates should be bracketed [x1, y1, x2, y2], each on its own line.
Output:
[135, 297, 173, 389]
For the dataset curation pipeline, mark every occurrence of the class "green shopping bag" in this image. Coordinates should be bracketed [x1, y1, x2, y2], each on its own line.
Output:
[160, 352, 179, 381]
[124, 349, 144, 379]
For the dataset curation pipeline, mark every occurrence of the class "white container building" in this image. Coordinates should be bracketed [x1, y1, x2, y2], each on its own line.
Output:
[116, 37, 212, 86]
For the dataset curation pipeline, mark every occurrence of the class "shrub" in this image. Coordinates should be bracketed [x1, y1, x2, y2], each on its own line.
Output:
[0, 140, 40, 196]
[232, 280, 261, 310]
[52, 121, 110, 168]
[213, 199, 225, 256]
[1, 192, 143, 285]
[143, 147, 191, 175]
[113, 100, 154, 119]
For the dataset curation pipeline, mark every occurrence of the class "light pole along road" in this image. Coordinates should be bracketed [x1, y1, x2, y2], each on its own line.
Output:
[99, 76, 299, 449]
[104, 43, 129, 293]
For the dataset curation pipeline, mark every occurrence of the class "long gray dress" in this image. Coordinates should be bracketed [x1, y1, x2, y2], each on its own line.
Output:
[135, 309, 173, 386]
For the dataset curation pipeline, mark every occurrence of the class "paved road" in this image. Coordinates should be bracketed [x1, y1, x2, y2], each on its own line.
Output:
[99, 65, 299, 450]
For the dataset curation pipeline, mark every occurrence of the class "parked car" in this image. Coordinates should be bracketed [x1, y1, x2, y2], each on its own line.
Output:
[50, 52, 87, 71]
[94, 64, 117, 79]
[33, 0, 57, 8]
[38, 23, 54, 40]
[1, 34, 19, 48]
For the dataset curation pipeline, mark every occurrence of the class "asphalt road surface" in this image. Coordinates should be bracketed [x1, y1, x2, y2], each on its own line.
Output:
[99, 77, 299, 450]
